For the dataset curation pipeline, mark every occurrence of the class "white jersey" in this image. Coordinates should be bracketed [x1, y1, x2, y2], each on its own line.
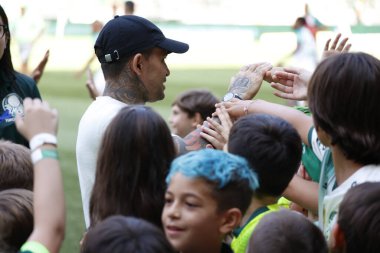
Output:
[322, 164, 380, 239]
[76, 96, 127, 228]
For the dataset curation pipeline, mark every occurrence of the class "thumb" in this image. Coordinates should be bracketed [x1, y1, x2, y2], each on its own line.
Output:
[15, 114, 24, 133]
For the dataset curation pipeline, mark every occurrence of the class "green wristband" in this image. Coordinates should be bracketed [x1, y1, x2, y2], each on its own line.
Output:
[31, 148, 59, 164]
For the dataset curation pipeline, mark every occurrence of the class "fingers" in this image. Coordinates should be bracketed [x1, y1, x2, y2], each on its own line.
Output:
[273, 91, 295, 100]
[336, 37, 349, 51]
[324, 38, 331, 51]
[330, 33, 342, 50]
[343, 43, 352, 53]
[272, 71, 295, 83]
[270, 82, 294, 93]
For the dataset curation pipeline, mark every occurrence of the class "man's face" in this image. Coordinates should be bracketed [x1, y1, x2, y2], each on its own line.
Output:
[140, 47, 170, 102]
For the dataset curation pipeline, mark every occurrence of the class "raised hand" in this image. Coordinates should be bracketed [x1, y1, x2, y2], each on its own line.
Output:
[322, 33, 351, 60]
[15, 98, 58, 140]
[270, 67, 312, 101]
[86, 68, 101, 100]
[31, 50, 50, 84]
[228, 62, 272, 100]
[200, 107, 233, 150]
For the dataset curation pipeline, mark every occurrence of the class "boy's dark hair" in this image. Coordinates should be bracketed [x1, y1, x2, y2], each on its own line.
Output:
[338, 182, 380, 253]
[248, 209, 327, 253]
[82, 215, 175, 253]
[90, 106, 176, 228]
[172, 89, 220, 121]
[0, 140, 33, 191]
[228, 114, 302, 197]
[125, 1, 135, 13]
[0, 189, 34, 253]
[308, 52, 380, 165]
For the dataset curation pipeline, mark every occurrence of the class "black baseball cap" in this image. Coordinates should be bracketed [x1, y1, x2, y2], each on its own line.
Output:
[95, 15, 189, 63]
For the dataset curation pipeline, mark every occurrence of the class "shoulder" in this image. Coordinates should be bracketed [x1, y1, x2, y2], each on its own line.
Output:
[14, 72, 36, 86]
[14, 72, 41, 98]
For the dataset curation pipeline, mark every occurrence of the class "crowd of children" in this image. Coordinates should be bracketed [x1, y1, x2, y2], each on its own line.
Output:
[1, 2, 380, 253]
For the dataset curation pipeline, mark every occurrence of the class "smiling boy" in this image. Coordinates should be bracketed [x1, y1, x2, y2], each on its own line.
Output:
[162, 149, 259, 253]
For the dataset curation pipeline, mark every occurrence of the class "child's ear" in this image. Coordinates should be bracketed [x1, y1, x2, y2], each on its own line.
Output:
[131, 53, 144, 75]
[191, 112, 203, 127]
[315, 126, 332, 147]
[330, 223, 346, 252]
[219, 208, 242, 235]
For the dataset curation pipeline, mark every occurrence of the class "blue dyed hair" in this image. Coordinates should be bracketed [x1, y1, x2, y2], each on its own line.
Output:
[166, 149, 259, 213]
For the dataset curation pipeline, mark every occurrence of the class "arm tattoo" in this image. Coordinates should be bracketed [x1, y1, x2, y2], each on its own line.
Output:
[172, 128, 212, 156]
[228, 77, 250, 97]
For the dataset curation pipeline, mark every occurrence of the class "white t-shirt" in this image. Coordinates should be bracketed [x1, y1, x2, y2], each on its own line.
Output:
[292, 26, 318, 72]
[76, 96, 127, 228]
[322, 164, 380, 239]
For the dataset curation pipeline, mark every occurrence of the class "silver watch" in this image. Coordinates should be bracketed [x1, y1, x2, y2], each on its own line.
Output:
[223, 92, 242, 102]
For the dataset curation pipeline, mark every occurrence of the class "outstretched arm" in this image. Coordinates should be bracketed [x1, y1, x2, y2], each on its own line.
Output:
[31, 50, 50, 84]
[217, 99, 313, 146]
[227, 62, 272, 100]
[16, 98, 65, 253]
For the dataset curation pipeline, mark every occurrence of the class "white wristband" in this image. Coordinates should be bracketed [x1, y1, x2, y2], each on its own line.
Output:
[31, 148, 59, 165]
[29, 133, 57, 151]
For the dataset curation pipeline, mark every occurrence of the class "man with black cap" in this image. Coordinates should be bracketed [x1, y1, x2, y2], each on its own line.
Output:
[76, 15, 273, 229]
[76, 15, 189, 228]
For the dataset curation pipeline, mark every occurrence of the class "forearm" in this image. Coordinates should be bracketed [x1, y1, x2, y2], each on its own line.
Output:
[28, 144, 65, 253]
[247, 99, 312, 145]
[173, 126, 212, 156]
[283, 174, 319, 214]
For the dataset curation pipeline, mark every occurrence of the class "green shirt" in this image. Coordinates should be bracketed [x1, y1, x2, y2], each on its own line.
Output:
[231, 203, 284, 253]
[0, 71, 41, 147]
[19, 241, 49, 253]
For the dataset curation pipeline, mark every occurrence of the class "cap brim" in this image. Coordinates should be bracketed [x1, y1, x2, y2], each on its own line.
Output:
[158, 38, 189, 54]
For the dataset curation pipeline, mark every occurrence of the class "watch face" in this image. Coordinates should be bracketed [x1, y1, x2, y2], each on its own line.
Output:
[223, 92, 234, 102]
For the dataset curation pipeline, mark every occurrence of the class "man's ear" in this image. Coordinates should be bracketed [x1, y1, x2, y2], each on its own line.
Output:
[219, 208, 242, 235]
[131, 53, 144, 75]
[330, 223, 346, 253]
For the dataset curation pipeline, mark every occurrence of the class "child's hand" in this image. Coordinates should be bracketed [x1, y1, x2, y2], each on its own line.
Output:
[270, 67, 311, 101]
[15, 98, 58, 141]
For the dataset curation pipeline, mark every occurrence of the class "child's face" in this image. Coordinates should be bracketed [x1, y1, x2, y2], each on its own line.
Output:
[162, 172, 224, 253]
[169, 105, 198, 138]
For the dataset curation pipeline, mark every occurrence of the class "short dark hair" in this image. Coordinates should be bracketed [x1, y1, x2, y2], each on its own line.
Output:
[0, 140, 33, 191]
[338, 182, 380, 253]
[90, 106, 176, 228]
[308, 52, 380, 165]
[228, 114, 302, 197]
[82, 215, 175, 253]
[98, 48, 153, 81]
[124, 1, 135, 13]
[248, 209, 327, 253]
[0, 189, 34, 253]
[172, 89, 219, 121]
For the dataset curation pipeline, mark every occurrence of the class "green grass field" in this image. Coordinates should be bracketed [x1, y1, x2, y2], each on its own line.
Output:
[38, 67, 284, 252]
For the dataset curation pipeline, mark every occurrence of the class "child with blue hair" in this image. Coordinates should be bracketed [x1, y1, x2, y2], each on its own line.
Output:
[161, 149, 259, 253]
